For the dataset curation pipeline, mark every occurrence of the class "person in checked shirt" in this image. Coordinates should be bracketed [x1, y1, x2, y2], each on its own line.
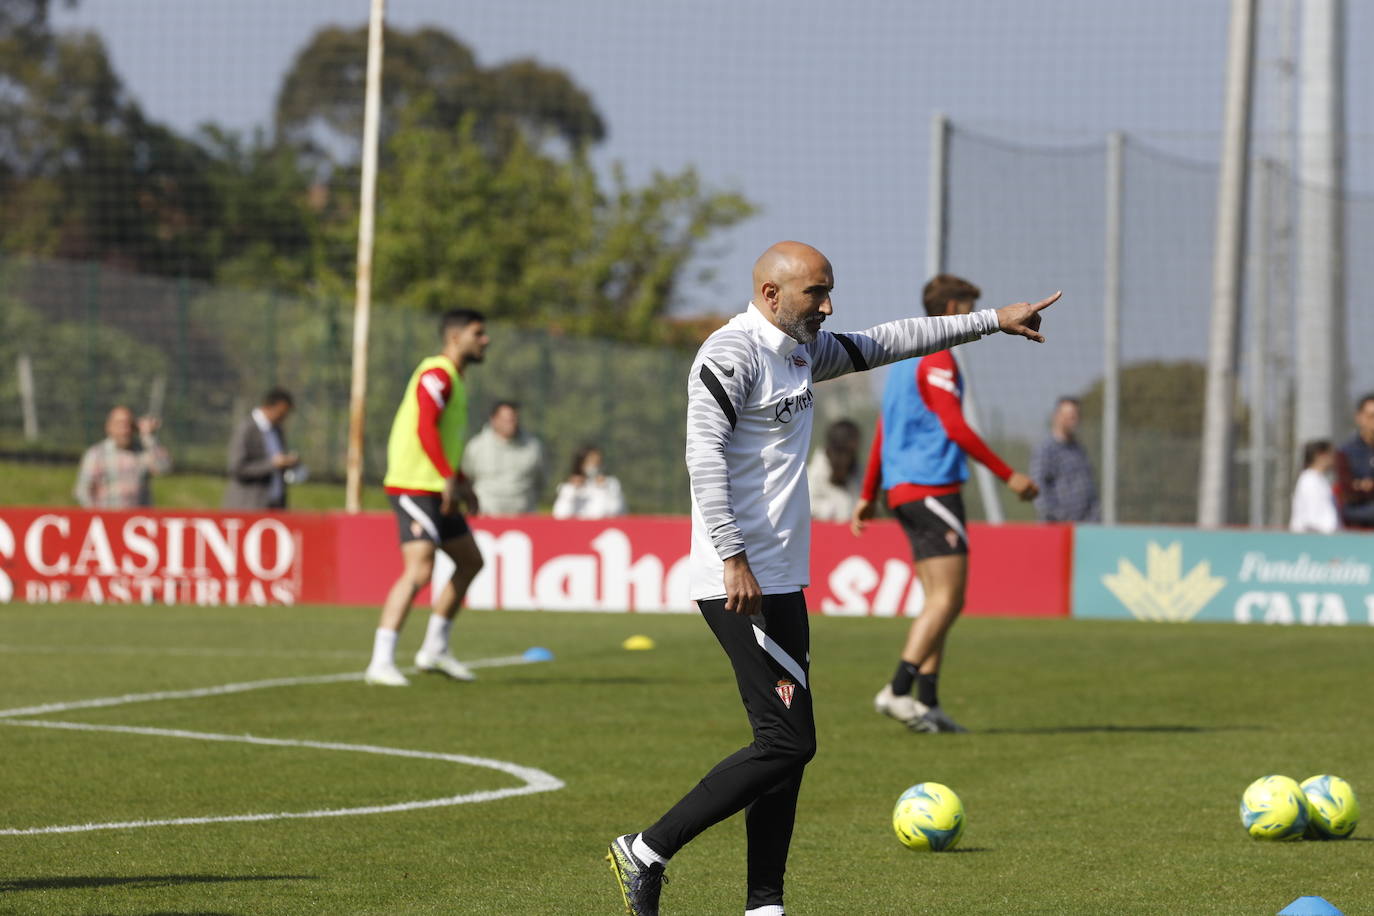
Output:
[1030, 396, 1100, 523]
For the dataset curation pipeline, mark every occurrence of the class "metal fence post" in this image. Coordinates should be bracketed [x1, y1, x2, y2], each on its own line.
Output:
[1103, 131, 1124, 525]
[929, 114, 1004, 523]
[84, 263, 100, 447]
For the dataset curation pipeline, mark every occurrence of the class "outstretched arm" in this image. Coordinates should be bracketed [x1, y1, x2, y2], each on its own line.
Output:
[810, 291, 1061, 382]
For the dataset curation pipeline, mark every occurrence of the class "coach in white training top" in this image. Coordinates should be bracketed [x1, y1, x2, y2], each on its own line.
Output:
[606, 241, 1058, 916]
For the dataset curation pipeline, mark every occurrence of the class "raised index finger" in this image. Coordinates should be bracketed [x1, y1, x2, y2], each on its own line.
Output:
[1031, 291, 1062, 312]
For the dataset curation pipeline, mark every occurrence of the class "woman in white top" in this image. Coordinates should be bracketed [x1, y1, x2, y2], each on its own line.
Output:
[552, 445, 626, 519]
[808, 418, 864, 522]
[1290, 439, 1340, 533]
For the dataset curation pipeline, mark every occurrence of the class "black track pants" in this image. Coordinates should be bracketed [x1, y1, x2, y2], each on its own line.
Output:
[643, 591, 816, 909]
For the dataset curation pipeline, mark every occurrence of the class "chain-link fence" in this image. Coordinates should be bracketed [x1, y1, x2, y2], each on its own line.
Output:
[0, 256, 697, 514]
[943, 123, 1374, 526]
[4, 3, 1371, 525]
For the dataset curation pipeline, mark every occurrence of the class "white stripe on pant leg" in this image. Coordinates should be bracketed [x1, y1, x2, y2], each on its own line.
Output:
[399, 494, 441, 543]
[923, 495, 967, 545]
[750, 625, 807, 691]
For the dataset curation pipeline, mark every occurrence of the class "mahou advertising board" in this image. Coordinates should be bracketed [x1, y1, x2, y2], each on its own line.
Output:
[0, 508, 1071, 617]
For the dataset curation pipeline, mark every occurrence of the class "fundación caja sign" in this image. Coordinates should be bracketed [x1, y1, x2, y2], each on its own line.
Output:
[1072, 526, 1374, 626]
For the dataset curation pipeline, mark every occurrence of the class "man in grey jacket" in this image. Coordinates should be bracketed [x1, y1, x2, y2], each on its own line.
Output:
[224, 388, 299, 510]
[461, 401, 546, 515]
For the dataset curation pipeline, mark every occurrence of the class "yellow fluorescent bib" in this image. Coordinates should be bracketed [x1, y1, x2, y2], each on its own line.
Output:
[383, 355, 466, 491]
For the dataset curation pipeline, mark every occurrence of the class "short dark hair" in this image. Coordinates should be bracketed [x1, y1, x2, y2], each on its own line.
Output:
[440, 308, 485, 339]
[1357, 393, 1374, 413]
[922, 274, 981, 317]
[262, 387, 293, 408]
[1302, 439, 1332, 468]
[490, 400, 520, 417]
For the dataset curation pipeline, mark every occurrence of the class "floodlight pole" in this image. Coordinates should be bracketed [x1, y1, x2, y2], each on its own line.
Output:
[345, 0, 386, 513]
[1294, 0, 1346, 446]
[1198, 0, 1257, 528]
[1248, 159, 1272, 529]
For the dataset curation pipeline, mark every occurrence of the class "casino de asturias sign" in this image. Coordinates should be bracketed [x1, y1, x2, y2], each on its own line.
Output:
[1073, 525, 1374, 626]
[0, 509, 332, 606]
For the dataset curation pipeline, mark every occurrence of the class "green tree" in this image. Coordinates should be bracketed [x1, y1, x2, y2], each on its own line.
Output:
[1, 14, 220, 277]
[352, 115, 752, 343]
[1080, 360, 1206, 436]
[1079, 360, 1253, 524]
[274, 25, 605, 158]
[194, 126, 333, 291]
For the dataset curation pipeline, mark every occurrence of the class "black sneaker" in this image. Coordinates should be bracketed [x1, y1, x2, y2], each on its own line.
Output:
[607, 834, 667, 916]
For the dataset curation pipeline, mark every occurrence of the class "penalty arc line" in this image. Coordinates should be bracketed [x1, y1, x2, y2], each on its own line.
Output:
[0, 653, 563, 836]
[0, 719, 564, 836]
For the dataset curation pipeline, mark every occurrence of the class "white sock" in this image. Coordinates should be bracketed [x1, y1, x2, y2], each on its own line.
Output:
[632, 833, 668, 867]
[420, 614, 453, 657]
[370, 628, 398, 669]
[744, 906, 784, 916]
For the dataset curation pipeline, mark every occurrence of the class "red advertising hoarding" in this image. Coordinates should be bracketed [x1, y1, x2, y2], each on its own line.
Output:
[1, 509, 1071, 617]
[0, 508, 337, 607]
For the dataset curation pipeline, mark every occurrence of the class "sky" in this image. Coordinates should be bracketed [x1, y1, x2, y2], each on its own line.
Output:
[50, 0, 1374, 436]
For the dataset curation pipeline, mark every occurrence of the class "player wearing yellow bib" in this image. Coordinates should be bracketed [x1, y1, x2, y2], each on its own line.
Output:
[365, 309, 490, 687]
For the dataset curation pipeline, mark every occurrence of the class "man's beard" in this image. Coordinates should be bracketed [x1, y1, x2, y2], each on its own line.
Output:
[777, 310, 819, 345]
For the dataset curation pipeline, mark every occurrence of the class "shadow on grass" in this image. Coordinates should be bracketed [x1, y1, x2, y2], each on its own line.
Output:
[1, 874, 316, 893]
[977, 724, 1267, 736]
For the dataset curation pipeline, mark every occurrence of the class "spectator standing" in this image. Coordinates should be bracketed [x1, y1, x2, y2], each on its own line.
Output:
[461, 401, 546, 515]
[1290, 440, 1340, 534]
[224, 388, 298, 510]
[73, 405, 172, 508]
[552, 445, 626, 519]
[1028, 396, 1100, 522]
[807, 418, 863, 521]
[1336, 394, 1374, 530]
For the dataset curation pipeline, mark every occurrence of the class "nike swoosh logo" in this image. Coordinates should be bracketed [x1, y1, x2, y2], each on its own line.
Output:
[705, 358, 735, 378]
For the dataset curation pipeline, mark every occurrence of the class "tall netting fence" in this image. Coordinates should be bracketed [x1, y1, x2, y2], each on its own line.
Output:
[945, 123, 1374, 525]
[4, 2, 1371, 525]
[0, 257, 694, 514]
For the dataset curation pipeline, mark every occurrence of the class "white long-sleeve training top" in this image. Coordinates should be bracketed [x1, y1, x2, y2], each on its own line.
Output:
[686, 301, 1001, 600]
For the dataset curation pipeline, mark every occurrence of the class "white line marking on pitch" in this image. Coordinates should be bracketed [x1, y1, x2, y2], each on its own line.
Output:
[0, 654, 537, 719]
[0, 653, 563, 835]
[0, 719, 563, 836]
[0, 643, 365, 660]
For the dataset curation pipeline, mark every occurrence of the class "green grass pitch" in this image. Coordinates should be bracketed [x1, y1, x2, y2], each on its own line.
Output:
[1, 603, 1370, 915]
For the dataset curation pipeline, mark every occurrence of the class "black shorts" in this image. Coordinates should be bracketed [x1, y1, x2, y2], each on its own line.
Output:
[893, 492, 969, 560]
[388, 493, 472, 545]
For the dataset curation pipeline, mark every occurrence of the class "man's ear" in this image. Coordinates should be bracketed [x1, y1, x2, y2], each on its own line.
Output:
[760, 281, 780, 313]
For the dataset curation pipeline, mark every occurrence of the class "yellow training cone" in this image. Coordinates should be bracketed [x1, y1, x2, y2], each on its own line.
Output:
[622, 635, 656, 651]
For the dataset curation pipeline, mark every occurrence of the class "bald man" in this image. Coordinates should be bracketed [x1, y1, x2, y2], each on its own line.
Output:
[74, 406, 172, 508]
[608, 241, 1058, 916]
